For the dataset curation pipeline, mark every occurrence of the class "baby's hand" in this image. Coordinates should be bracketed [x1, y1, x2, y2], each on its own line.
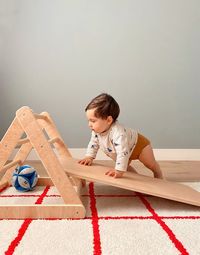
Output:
[105, 169, 124, 178]
[78, 157, 93, 166]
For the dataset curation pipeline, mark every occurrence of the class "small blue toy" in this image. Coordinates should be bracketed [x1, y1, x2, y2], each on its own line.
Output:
[12, 165, 38, 192]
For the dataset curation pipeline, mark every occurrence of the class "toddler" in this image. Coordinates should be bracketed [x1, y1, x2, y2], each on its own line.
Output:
[78, 93, 163, 179]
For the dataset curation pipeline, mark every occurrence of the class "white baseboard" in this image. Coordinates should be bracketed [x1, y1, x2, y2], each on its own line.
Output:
[152, 149, 200, 160]
[9, 148, 200, 161]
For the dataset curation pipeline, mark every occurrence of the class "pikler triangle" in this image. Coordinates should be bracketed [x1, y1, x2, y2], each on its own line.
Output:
[0, 106, 85, 219]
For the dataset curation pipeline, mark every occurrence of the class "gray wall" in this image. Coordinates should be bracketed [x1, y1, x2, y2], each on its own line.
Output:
[0, 0, 200, 148]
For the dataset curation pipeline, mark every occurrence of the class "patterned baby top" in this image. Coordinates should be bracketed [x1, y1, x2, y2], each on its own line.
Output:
[86, 121, 138, 171]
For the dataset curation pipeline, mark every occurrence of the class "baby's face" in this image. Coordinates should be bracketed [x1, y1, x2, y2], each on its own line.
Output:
[86, 108, 112, 134]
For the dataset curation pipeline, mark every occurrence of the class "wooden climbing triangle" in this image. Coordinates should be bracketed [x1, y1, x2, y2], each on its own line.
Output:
[0, 106, 85, 219]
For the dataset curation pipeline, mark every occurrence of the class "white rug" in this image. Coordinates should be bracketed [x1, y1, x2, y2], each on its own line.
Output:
[0, 182, 200, 255]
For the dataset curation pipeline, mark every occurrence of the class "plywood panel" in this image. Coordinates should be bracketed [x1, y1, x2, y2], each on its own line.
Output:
[60, 157, 200, 207]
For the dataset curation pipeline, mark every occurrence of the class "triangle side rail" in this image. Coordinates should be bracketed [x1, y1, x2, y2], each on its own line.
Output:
[0, 180, 8, 191]
[0, 117, 24, 170]
[37, 111, 72, 158]
[16, 106, 84, 207]
[37, 111, 83, 190]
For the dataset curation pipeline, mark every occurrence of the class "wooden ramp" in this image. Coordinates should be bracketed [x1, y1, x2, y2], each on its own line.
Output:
[60, 157, 200, 207]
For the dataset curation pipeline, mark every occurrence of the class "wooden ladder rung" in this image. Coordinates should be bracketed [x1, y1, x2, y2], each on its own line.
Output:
[17, 138, 29, 145]
[1, 159, 21, 172]
[48, 137, 63, 144]
[34, 113, 48, 120]
[17, 137, 63, 146]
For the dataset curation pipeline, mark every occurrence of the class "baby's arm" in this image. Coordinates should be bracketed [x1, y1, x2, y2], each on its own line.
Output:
[78, 131, 99, 166]
[106, 132, 130, 178]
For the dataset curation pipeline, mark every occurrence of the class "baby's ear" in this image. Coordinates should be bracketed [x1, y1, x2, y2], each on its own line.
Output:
[107, 116, 113, 124]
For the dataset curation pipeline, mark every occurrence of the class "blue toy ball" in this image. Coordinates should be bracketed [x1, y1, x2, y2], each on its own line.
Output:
[12, 165, 38, 192]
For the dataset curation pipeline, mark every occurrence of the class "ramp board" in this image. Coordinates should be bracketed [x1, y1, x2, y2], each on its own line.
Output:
[60, 157, 200, 207]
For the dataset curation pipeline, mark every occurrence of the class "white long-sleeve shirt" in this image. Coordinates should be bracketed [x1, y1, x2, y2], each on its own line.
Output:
[86, 121, 138, 171]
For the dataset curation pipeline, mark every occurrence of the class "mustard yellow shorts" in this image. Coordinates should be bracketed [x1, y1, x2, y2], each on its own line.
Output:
[130, 133, 150, 160]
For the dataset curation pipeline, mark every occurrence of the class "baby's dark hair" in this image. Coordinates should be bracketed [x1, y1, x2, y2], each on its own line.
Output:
[85, 93, 120, 121]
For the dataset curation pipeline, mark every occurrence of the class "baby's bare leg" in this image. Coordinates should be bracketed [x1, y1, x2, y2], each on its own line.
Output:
[138, 145, 164, 179]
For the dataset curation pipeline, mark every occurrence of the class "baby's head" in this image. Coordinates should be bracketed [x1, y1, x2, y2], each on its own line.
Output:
[85, 93, 120, 133]
[85, 93, 120, 121]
